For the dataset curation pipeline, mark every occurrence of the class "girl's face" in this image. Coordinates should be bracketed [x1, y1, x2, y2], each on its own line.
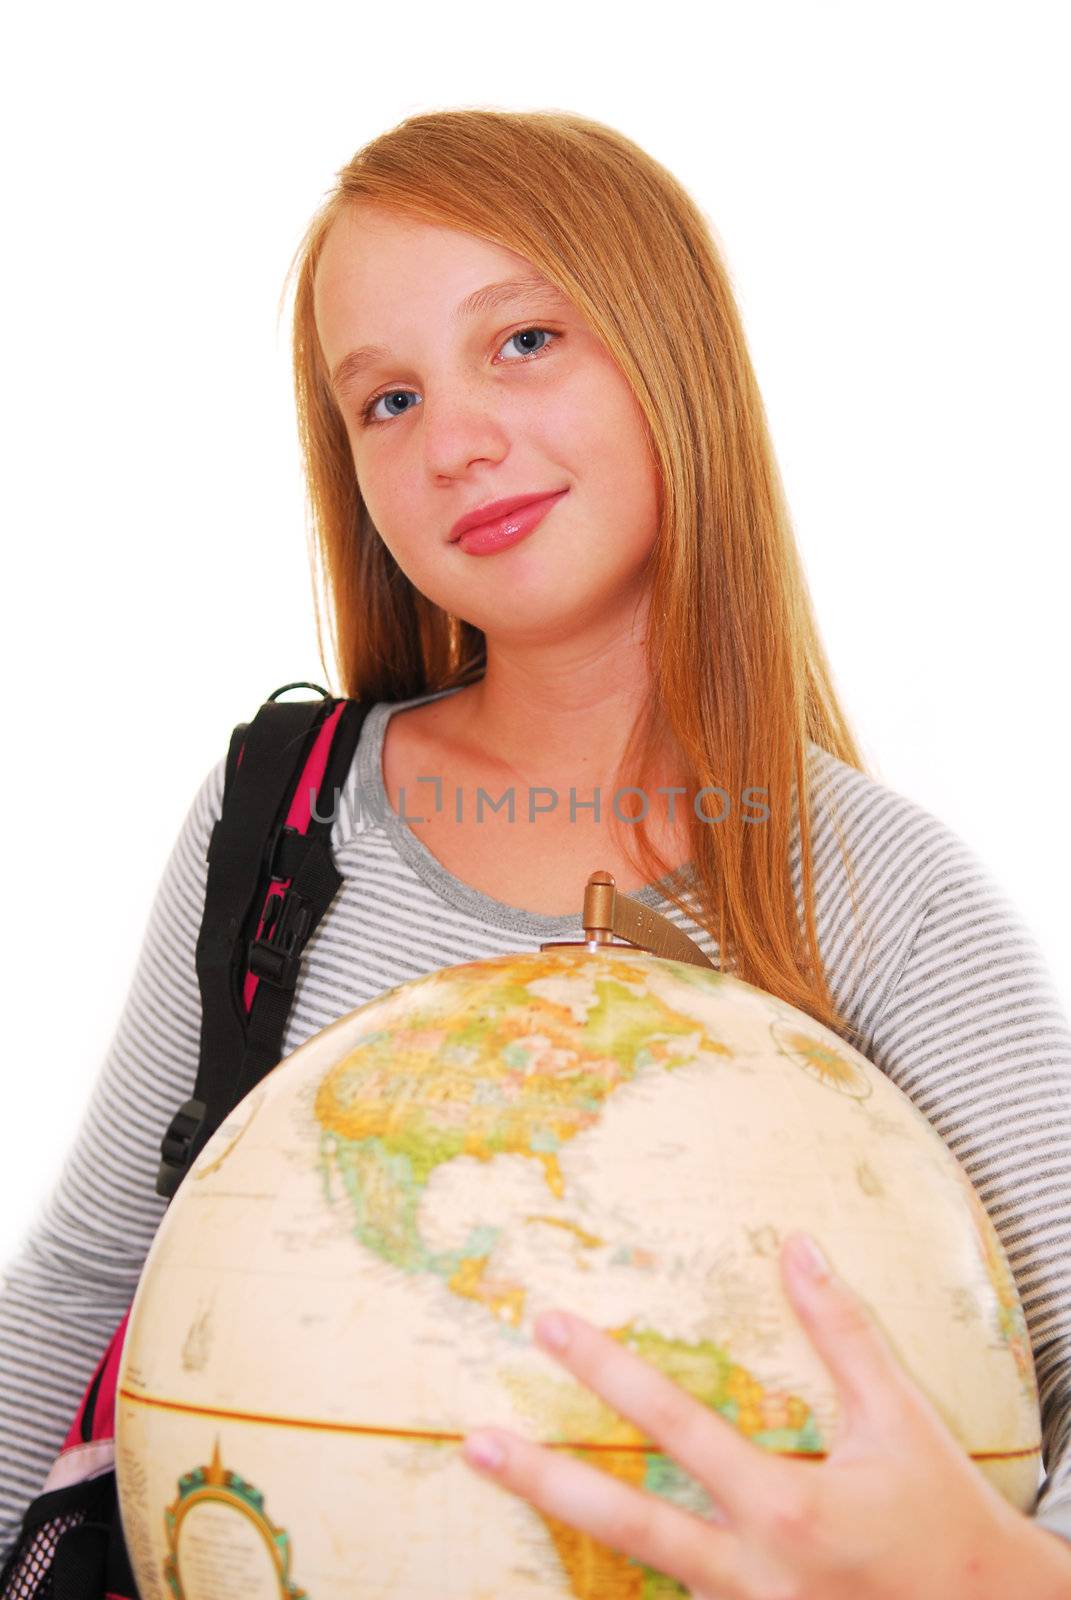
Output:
[313, 203, 662, 645]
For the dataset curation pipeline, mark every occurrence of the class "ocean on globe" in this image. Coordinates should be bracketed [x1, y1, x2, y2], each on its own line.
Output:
[115, 945, 1042, 1599]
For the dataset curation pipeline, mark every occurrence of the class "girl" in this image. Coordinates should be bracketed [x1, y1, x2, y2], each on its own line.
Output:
[2, 109, 1070, 1595]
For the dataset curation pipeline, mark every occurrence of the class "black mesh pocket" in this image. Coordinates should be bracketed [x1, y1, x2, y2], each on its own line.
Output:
[0, 1474, 115, 1600]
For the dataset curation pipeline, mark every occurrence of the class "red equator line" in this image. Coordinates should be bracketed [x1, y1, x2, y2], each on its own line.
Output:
[116, 1388, 1040, 1462]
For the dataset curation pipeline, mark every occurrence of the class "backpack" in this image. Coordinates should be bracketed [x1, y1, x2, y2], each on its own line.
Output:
[0, 683, 370, 1600]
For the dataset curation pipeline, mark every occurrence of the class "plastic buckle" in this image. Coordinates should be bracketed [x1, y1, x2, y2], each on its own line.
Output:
[267, 823, 299, 883]
[156, 1097, 207, 1198]
[247, 889, 312, 990]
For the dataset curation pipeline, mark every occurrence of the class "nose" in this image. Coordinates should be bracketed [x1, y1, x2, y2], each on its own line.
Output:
[420, 378, 513, 479]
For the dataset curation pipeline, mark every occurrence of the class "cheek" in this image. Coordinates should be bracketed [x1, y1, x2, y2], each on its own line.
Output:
[584, 400, 661, 552]
[568, 362, 657, 487]
[354, 454, 425, 555]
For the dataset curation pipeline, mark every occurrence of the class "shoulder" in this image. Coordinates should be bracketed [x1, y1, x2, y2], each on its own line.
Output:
[803, 740, 988, 906]
[798, 742, 1040, 1030]
[162, 750, 228, 884]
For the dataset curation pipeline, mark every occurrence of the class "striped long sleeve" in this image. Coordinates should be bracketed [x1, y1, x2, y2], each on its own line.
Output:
[0, 756, 225, 1557]
[863, 834, 1071, 1542]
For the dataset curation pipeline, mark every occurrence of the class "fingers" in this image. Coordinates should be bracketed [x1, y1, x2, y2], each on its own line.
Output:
[525, 1310, 791, 1525]
[462, 1425, 744, 1599]
[781, 1233, 918, 1437]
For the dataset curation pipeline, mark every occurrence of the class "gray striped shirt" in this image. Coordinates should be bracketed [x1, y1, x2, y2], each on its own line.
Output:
[2, 685, 1070, 1560]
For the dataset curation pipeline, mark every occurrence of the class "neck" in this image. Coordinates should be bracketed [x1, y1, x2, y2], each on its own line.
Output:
[451, 598, 678, 795]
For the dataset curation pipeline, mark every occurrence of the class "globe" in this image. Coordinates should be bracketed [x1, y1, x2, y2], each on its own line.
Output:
[115, 943, 1042, 1600]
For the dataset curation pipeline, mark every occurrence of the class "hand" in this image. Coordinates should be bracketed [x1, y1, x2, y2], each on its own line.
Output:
[461, 1232, 1071, 1598]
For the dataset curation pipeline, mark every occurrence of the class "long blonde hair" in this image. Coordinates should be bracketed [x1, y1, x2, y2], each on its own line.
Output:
[284, 108, 873, 1045]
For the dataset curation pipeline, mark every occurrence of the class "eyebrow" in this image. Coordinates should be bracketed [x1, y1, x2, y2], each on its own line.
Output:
[328, 276, 572, 398]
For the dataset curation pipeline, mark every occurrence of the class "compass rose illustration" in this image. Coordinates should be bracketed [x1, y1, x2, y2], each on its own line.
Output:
[771, 1018, 872, 1099]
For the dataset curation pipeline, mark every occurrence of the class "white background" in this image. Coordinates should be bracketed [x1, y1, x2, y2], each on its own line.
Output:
[0, 1, 1067, 1269]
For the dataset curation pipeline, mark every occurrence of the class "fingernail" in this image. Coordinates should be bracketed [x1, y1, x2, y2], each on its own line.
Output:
[791, 1233, 831, 1282]
[535, 1312, 571, 1353]
[463, 1431, 506, 1472]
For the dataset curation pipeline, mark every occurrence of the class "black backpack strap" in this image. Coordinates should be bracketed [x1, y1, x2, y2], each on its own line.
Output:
[156, 688, 369, 1199]
[235, 695, 369, 1101]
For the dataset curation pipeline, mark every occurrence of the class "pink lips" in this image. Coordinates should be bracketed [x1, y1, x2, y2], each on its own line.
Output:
[453, 490, 569, 556]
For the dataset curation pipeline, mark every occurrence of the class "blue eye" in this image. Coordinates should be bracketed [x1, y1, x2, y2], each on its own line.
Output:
[504, 327, 552, 358]
[360, 326, 559, 427]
